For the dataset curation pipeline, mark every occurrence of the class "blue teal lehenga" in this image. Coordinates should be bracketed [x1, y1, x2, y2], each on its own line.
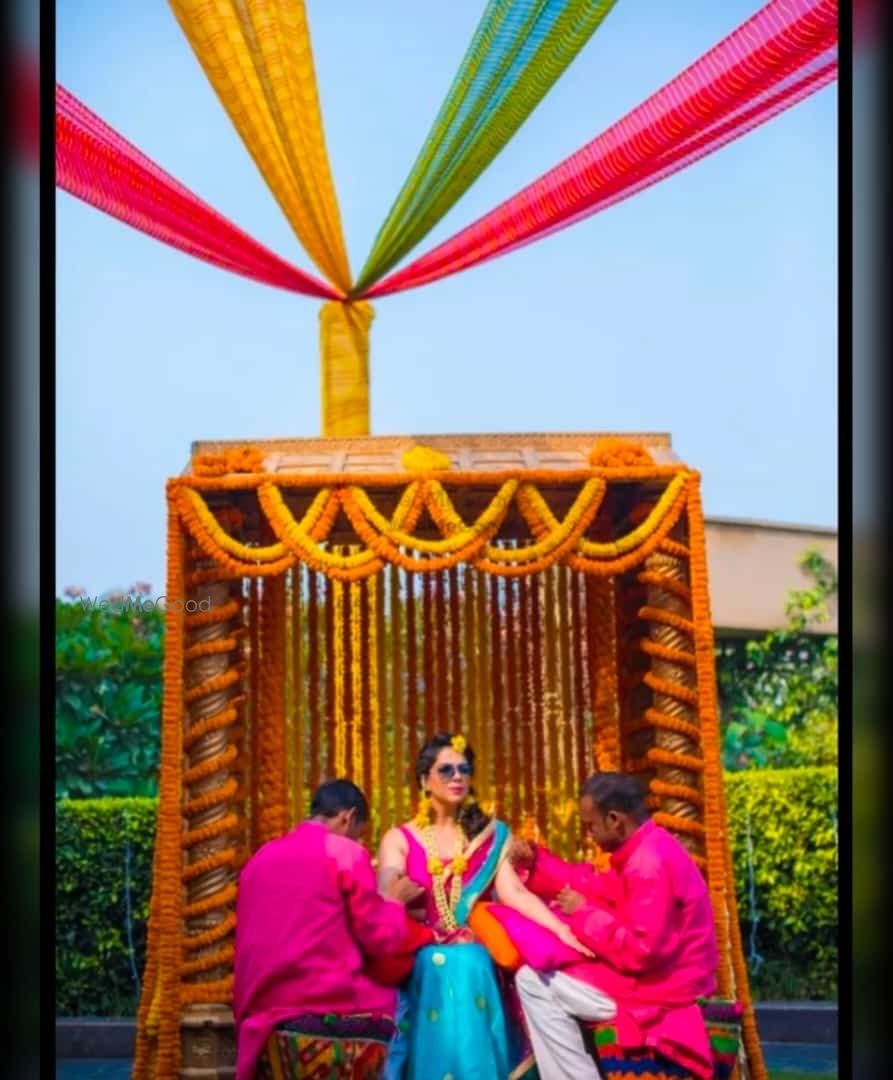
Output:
[384, 820, 535, 1080]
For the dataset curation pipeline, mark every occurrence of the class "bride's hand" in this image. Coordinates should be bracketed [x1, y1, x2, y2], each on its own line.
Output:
[556, 922, 595, 959]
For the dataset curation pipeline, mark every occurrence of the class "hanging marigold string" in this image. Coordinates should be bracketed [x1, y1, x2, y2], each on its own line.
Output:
[435, 572, 449, 728]
[422, 572, 435, 741]
[543, 567, 561, 837]
[248, 577, 261, 849]
[505, 571, 521, 826]
[449, 565, 462, 726]
[557, 566, 576, 855]
[572, 569, 591, 784]
[463, 570, 480, 796]
[587, 576, 622, 771]
[344, 565, 358, 779]
[530, 573, 546, 835]
[489, 573, 505, 816]
[391, 565, 405, 824]
[307, 570, 321, 794]
[331, 578, 345, 776]
[519, 573, 534, 823]
[475, 568, 492, 806]
[406, 574, 420, 783]
[492, 574, 505, 812]
[257, 576, 287, 843]
[349, 576, 364, 786]
[372, 572, 387, 836]
[291, 566, 304, 824]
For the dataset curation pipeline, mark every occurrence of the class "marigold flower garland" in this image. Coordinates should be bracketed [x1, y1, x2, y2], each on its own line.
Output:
[435, 574, 448, 727]
[133, 512, 186, 1079]
[291, 568, 305, 824]
[587, 576, 622, 772]
[332, 578, 346, 775]
[588, 437, 655, 468]
[490, 573, 506, 802]
[350, 579, 364, 785]
[257, 575, 288, 843]
[519, 574, 534, 822]
[474, 571, 492, 806]
[530, 574, 547, 832]
[175, 469, 694, 583]
[324, 574, 336, 777]
[686, 476, 766, 1079]
[390, 566, 405, 825]
[191, 445, 265, 477]
[422, 824, 468, 933]
[556, 567, 576, 856]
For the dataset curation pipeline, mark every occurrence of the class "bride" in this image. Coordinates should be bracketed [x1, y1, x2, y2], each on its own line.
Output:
[377, 732, 590, 1079]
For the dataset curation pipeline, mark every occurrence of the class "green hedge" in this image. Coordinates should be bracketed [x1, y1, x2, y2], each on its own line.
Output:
[725, 766, 837, 1000]
[56, 768, 837, 1016]
[56, 798, 156, 1017]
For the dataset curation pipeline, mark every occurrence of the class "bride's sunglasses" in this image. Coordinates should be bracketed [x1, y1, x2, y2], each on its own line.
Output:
[435, 763, 473, 780]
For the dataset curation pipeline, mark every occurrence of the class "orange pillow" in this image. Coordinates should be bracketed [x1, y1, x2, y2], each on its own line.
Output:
[363, 914, 435, 987]
[468, 902, 523, 972]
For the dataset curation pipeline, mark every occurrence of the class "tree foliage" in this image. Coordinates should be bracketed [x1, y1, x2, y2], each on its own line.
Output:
[716, 550, 838, 771]
[56, 589, 164, 798]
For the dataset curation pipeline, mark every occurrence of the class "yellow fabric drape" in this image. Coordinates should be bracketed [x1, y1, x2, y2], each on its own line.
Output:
[319, 300, 374, 436]
[168, 0, 351, 292]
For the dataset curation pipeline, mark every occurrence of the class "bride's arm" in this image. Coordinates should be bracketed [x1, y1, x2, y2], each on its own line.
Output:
[377, 827, 409, 894]
[494, 858, 593, 955]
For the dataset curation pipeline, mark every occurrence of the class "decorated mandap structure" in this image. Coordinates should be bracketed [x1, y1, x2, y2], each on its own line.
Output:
[133, 432, 765, 1080]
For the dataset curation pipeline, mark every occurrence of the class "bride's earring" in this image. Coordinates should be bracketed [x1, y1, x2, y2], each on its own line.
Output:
[415, 791, 432, 829]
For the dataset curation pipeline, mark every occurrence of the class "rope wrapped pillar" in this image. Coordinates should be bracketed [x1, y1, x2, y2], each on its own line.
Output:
[178, 529, 247, 1078]
[319, 301, 374, 436]
[637, 538, 705, 863]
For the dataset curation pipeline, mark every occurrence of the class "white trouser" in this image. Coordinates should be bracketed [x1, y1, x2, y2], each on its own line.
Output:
[515, 965, 617, 1080]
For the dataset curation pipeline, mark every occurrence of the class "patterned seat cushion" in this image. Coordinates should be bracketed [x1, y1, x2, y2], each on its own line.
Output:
[587, 999, 744, 1080]
[257, 1013, 396, 1080]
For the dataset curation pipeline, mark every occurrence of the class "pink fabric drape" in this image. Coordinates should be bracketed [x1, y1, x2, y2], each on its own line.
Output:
[56, 84, 341, 299]
[362, 0, 838, 297]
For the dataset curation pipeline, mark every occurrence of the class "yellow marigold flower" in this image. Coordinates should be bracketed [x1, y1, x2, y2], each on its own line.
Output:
[402, 445, 452, 472]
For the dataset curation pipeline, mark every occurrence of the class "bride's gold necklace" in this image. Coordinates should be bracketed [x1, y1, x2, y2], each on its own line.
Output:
[422, 823, 468, 932]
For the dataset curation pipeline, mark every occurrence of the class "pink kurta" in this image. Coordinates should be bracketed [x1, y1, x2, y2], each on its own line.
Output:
[526, 819, 718, 1079]
[233, 821, 407, 1080]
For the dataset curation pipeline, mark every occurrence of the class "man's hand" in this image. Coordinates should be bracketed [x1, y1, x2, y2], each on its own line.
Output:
[556, 886, 585, 916]
[385, 873, 425, 906]
[508, 836, 535, 868]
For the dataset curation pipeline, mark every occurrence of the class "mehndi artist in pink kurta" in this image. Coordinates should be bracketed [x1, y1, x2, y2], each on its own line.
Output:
[513, 772, 719, 1080]
[233, 780, 430, 1080]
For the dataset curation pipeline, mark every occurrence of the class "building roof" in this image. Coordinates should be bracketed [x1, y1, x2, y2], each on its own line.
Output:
[705, 518, 837, 635]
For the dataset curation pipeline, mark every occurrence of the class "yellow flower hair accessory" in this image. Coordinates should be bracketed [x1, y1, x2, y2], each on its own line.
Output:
[451, 734, 467, 755]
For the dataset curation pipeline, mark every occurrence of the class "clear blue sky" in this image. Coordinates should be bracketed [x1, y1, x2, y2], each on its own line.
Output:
[56, 0, 837, 597]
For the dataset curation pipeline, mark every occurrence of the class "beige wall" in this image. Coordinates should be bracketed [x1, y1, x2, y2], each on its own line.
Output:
[704, 519, 837, 635]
